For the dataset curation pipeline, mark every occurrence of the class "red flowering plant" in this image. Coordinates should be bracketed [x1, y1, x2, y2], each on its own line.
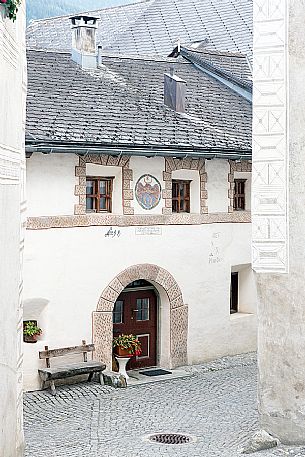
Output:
[0, 0, 21, 21]
[113, 334, 142, 357]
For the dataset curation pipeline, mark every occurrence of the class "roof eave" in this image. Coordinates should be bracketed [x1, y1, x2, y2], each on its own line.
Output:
[25, 140, 252, 161]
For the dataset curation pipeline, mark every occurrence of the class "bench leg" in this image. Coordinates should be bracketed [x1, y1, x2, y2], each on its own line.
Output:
[50, 380, 56, 396]
[88, 372, 93, 382]
[99, 372, 104, 385]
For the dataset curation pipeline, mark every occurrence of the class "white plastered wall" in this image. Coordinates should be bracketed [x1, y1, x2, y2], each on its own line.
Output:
[23, 222, 256, 391]
[171, 169, 200, 213]
[0, 3, 26, 454]
[26, 153, 78, 216]
[206, 159, 230, 212]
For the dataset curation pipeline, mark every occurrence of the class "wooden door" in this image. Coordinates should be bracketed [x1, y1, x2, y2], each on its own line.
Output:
[113, 289, 157, 369]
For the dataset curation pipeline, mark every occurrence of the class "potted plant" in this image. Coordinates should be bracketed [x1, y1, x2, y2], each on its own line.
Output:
[23, 321, 42, 343]
[0, 0, 22, 21]
[113, 334, 142, 358]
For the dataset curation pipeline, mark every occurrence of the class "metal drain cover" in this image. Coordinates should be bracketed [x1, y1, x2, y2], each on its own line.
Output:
[145, 433, 196, 445]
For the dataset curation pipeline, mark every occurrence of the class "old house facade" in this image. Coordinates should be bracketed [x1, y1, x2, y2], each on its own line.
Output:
[23, 9, 255, 391]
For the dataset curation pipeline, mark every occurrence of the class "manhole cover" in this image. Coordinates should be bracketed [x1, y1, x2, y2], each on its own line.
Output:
[145, 433, 196, 445]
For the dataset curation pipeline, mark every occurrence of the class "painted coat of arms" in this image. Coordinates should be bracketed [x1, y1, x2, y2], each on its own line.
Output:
[135, 174, 161, 210]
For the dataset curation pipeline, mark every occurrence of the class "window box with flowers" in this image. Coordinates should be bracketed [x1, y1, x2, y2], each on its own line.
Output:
[0, 0, 21, 21]
[23, 321, 42, 343]
[113, 334, 142, 358]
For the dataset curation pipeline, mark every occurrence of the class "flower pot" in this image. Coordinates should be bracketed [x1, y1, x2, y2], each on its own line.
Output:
[24, 334, 38, 343]
[114, 346, 133, 358]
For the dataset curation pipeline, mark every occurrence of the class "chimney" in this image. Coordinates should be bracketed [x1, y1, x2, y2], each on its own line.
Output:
[164, 66, 186, 113]
[70, 15, 99, 69]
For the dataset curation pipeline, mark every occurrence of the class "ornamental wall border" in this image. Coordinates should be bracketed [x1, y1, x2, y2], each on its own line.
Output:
[27, 211, 251, 230]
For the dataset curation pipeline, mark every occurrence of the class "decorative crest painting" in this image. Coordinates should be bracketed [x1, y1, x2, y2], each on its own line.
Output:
[135, 174, 161, 210]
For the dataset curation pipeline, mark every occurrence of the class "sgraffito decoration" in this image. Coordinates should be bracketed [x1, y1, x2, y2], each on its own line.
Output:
[252, 0, 288, 273]
[135, 174, 161, 210]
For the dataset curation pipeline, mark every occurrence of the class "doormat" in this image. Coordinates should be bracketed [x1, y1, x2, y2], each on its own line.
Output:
[139, 369, 172, 377]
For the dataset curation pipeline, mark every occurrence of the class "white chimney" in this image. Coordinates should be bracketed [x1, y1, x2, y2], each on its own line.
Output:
[70, 15, 99, 69]
[164, 66, 186, 113]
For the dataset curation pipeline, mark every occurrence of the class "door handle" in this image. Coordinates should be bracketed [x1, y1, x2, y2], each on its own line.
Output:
[131, 309, 138, 320]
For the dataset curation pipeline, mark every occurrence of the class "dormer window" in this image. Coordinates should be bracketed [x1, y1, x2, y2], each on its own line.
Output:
[86, 177, 113, 213]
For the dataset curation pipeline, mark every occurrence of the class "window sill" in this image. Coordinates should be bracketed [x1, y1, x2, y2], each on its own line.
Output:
[230, 312, 254, 320]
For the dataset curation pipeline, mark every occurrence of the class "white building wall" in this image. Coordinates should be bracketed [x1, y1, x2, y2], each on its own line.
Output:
[26, 153, 78, 216]
[0, 3, 26, 455]
[23, 153, 255, 391]
[206, 159, 230, 212]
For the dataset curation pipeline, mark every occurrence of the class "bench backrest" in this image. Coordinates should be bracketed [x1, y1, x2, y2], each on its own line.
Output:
[39, 340, 94, 368]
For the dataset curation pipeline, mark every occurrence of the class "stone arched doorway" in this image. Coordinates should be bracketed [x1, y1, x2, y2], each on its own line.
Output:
[92, 264, 188, 369]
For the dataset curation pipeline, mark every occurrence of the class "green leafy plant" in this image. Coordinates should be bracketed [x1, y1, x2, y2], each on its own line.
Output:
[23, 321, 42, 337]
[0, 0, 22, 21]
[113, 334, 142, 356]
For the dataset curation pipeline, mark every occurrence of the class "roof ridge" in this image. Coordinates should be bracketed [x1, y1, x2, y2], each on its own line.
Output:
[183, 46, 247, 59]
[181, 47, 252, 95]
[26, 47, 189, 64]
[100, 51, 187, 63]
[27, 0, 153, 25]
[101, 0, 157, 53]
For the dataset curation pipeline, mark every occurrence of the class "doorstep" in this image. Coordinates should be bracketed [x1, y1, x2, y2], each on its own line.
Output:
[126, 367, 192, 386]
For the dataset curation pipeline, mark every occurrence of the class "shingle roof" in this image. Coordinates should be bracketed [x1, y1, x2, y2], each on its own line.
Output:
[26, 49, 252, 156]
[180, 47, 252, 91]
[26, 0, 253, 59]
[26, 0, 153, 52]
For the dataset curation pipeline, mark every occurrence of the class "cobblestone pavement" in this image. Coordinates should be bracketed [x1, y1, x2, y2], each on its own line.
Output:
[24, 353, 305, 457]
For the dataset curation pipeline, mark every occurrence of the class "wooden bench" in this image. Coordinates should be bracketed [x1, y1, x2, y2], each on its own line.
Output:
[38, 340, 106, 396]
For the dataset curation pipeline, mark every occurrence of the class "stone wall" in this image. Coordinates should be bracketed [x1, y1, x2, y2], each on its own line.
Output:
[253, 0, 305, 445]
[0, 2, 26, 455]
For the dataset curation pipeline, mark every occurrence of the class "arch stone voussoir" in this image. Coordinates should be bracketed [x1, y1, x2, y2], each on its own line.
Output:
[167, 283, 182, 303]
[101, 286, 119, 303]
[93, 264, 188, 369]
[170, 294, 184, 309]
[108, 277, 125, 294]
[138, 264, 160, 281]
[97, 297, 114, 313]
[156, 268, 177, 292]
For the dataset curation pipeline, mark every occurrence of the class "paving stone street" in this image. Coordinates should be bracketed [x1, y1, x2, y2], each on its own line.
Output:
[24, 353, 305, 457]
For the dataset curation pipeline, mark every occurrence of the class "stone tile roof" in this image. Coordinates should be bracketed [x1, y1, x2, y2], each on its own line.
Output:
[26, 0, 253, 59]
[26, 49, 251, 156]
[26, 0, 154, 52]
[180, 47, 252, 90]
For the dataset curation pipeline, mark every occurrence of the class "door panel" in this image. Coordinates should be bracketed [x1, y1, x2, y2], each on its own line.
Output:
[113, 289, 157, 369]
